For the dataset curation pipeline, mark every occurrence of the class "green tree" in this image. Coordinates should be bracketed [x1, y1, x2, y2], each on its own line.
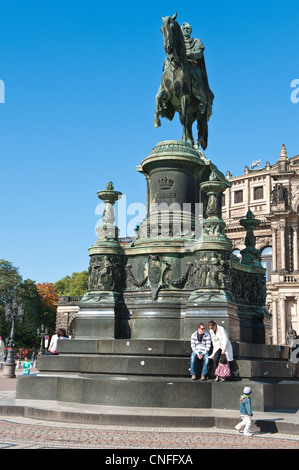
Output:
[54, 271, 88, 297]
[69, 271, 88, 296]
[54, 275, 70, 296]
[0, 259, 22, 341]
[15, 279, 43, 348]
[0, 259, 22, 303]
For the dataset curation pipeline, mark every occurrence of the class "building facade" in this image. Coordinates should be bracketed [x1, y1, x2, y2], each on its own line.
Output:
[56, 296, 81, 337]
[222, 145, 299, 345]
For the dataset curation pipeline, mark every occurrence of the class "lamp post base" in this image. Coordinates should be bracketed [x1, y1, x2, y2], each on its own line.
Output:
[2, 363, 16, 378]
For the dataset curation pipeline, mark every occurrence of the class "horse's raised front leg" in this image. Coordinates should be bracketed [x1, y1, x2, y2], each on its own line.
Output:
[154, 85, 163, 128]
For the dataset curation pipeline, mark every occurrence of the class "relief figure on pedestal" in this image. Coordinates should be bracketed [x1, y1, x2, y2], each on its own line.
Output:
[192, 253, 230, 290]
[88, 255, 123, 291]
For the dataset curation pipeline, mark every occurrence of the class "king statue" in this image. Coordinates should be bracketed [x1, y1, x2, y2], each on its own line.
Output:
[154, 13, 214, 150]
[181, 22, 214, 122]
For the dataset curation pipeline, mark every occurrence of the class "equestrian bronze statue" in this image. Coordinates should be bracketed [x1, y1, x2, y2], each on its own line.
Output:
[154, 13, 214, 150]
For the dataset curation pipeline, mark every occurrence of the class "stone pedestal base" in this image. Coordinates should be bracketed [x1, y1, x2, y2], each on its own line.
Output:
[75, 291, 122, 339]
[2, 363, 16, 378]
[238, 307, 266, 344]
[185, 289, 240, 341]
[123, 290, 185, 340]
[75, 313, 116, 339]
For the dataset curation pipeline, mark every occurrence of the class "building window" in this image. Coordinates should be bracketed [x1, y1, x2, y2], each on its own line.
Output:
[261, 246, 272, 281]
[234, 190, 243, 204]
[253, 186, 264, 200]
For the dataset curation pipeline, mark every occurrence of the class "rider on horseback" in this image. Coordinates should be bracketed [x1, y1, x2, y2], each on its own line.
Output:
[181, 22, 214, 121]
[154, 14, 214, 150]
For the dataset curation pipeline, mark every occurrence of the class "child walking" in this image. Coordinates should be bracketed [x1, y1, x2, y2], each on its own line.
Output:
[22, 356, 32, 375]
[235, 386, 253, 436]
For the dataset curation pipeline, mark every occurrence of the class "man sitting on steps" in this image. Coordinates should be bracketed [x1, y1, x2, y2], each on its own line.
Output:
[190, 322, 211, 381]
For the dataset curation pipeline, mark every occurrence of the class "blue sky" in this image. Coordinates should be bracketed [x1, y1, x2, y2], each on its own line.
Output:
[0, 0, 298, 284]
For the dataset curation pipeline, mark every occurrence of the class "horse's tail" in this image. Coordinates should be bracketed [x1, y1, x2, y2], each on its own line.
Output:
[198, 115, 208, 150]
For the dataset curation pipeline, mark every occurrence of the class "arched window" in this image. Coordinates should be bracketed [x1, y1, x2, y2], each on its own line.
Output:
[261, 246, 272, 281]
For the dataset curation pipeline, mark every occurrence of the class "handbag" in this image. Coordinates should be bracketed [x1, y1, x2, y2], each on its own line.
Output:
[220, 353, 227, 364]
[215, 354, 231, 378]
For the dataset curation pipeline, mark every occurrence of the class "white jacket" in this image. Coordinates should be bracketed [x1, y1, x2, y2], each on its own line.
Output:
[209, 325, 234, 362]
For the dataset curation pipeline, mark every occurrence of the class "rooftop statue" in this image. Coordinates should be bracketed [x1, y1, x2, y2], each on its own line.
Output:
[154, 13, 214, 150]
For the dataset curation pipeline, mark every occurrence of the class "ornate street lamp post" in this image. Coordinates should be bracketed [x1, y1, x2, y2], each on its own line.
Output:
[2, 298, 24, 378]
[4, 338, 9, 361]
[37, 325, 48, 355]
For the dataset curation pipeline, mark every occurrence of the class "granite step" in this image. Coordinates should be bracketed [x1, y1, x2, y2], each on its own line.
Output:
[16, 373, 299, 411]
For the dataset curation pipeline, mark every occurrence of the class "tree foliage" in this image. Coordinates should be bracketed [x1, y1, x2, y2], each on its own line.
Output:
[15, 279, 43, 347]
[54, 271, 88, 296]
[36, 282, 58, 311]
[0, 259, 22, 304]
[0, 259, 88, 349]
[36, 282, 58, 332]
[0, 260, 57, 348]
[0, 260, 23, 342]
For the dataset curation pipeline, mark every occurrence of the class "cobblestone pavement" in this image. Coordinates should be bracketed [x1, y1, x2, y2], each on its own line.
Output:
[0, 416, 299, 449]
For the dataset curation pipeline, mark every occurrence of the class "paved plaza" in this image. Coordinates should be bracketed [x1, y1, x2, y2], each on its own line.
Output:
[1, 368, 299, 450]
[0, 415, 299, 450]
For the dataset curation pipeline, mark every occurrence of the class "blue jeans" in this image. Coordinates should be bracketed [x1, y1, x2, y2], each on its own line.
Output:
[190, 351, 209, 376]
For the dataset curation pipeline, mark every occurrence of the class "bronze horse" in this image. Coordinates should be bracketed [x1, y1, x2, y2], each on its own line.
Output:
[154, 13, 212, 150]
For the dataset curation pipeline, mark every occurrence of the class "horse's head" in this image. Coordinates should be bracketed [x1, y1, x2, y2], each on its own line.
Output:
[161, 13, 180, 55]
